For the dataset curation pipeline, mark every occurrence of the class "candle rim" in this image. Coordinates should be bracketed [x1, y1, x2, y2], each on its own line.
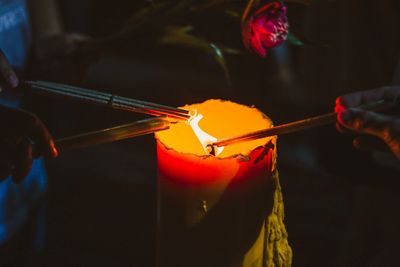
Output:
[155, 99, 276, 160]
[155, 135, 275, 161]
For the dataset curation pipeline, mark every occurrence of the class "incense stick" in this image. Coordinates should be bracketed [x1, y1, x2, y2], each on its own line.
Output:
[54, 117, 170, 153]
[25, 81, 191, 121]
[211, 98, 399, 148]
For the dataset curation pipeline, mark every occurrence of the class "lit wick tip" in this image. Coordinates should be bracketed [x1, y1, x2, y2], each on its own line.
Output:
[206, 144, 216, 156]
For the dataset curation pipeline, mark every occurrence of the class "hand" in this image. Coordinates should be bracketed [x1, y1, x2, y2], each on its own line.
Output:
[0, 106, 58, 183]
[0, 50, 19, 91]
[0, 49, 57, 182]
[335, 86, 400, 160]
[31, 33, 98, 82]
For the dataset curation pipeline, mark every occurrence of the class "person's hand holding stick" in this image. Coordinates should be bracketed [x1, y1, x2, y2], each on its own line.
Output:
[336, 86, 400, 160]
[0, 50, 57, 183]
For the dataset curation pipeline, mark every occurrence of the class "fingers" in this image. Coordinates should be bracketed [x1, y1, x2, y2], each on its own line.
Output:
[335, 86, 400, 111]
[0, 50, 19, 90]
[338, 108, 400, 159]
[14, 113, 58, 158]
[338, 108, 394, 137]
[0, 106, 58, 158]
[0, 134, 33, 183]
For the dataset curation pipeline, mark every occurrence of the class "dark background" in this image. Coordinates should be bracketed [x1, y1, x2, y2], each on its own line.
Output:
[14, 1, 400, 266]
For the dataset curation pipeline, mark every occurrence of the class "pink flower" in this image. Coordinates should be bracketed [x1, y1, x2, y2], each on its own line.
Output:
[242, 1, 289, 57]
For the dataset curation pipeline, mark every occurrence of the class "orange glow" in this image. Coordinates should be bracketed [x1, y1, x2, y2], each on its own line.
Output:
[156, 99, 273, 158]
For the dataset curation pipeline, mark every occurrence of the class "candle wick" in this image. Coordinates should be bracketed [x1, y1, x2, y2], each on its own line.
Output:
[189, 113, 224, 156]
[207, 144, 216, 156]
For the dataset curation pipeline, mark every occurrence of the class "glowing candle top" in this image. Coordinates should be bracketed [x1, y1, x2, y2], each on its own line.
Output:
[156, 99, 273, 158]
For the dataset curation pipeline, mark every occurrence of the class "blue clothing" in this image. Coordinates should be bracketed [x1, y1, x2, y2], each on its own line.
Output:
[0, 0, 47, 245]
[0, 0, 31, 70]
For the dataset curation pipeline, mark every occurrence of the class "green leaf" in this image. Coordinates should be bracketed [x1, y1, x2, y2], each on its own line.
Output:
[287, 32, 304, 46]
[209, 43, 231, 85]
[159, 26, 239, 85]
[159, 26, 210, 50]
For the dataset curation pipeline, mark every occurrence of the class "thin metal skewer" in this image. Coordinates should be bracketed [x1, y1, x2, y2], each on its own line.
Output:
[211, 98, 400, 148]
[25, 81, 191, 121]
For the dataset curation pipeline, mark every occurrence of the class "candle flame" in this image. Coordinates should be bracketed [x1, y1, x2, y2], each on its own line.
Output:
[189, 112, 224, 156]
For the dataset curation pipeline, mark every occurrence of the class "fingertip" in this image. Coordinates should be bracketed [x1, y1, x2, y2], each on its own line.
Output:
[335, 96, 341, 104]
[52, 146, 58, 158]
[335, 96, 343, 108]
[335, 96, 349, 112]
[50, 140, 58, 158]
[334, 105, 344, 113]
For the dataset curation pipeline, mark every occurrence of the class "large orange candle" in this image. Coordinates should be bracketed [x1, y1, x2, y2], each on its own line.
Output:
[155, 100, 292, 267]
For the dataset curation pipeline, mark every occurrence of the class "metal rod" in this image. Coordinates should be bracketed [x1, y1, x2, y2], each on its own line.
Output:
[25, 81, 191, 121]
[54, 117, 170, 153]
[211, 99, 399, 148]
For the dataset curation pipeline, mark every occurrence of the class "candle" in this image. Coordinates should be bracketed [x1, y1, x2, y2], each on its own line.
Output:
[155, 99, 292, 267]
